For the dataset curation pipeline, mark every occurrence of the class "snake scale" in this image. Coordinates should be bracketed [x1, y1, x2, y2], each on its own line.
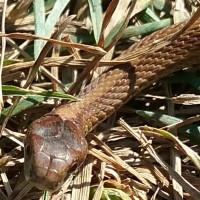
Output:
[24, 16, 200, 191]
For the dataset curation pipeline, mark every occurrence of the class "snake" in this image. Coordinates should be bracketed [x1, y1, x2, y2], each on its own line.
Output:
[24, 16, 200, 191]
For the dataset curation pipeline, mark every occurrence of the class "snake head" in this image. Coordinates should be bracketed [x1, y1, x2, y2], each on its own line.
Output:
[24, 114, 88, 191]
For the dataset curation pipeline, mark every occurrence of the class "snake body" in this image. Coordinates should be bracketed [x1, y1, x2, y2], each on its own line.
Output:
[24, 18, 200, 191]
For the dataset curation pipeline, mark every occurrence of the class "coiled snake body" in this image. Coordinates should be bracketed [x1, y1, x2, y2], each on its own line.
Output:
[24, 17, 200, 191]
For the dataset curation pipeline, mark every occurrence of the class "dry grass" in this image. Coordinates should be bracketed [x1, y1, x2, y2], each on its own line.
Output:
[0, 0, 200, 200]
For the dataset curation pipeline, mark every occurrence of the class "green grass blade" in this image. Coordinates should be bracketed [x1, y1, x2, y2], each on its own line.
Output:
[45, 0, 70, 38]
[1, 95, 46, 122]
[164, 71, 200, 91]
[1, 84, 76, 122]
[2, 85, 78, 100]
[122, 18, 172, 38]
[136, 110, 200, 145]
[33, 0, 46, 59]
[90, 187, 131, 200]
[88, 0, 103, 44]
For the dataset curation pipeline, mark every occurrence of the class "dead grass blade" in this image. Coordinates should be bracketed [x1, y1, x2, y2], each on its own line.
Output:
[6, 0, 32, 23]
[118, 119, 200, 200]
[0, 188, 8, 200]
[99, 0, 136, 50]
[172, 94, 200, 105]
[2, 57, 126, 76]
[1, 172, 12, 196]
[0, 32, 106, 55]
[0, 0, 8, 111]
[3, 128, 24, 147]
[71, 156, 93, 200]
[67, 55, 105, 94]
[170, 6, 200, 41]
[7, 180, 33, 200]
[91, 162, 106, 200]
[67, 0, 135, 94]
[116, 7, 200, 65]
[0, 15, 86, 135]
[142, 126, 200, 170]
[89, 134, 151, 188]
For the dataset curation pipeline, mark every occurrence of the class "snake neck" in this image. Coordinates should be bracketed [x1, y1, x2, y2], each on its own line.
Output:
[53, 65, 136, 135]
[53, 17, 200, 136]
[79, 65, 136, 134]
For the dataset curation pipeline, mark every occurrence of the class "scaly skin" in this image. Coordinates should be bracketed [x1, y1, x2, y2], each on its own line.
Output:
[25, 18, 200, 191]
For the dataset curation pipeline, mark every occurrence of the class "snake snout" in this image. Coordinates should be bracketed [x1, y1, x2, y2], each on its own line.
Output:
[24, 146, 67, 191]
[24, 114, 88, 191]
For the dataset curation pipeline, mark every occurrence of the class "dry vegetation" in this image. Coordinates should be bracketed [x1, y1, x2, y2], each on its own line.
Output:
[0, 0, 200, 199]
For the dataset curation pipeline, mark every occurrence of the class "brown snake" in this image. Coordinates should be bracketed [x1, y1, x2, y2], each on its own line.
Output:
[24, 17, 200, 191]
